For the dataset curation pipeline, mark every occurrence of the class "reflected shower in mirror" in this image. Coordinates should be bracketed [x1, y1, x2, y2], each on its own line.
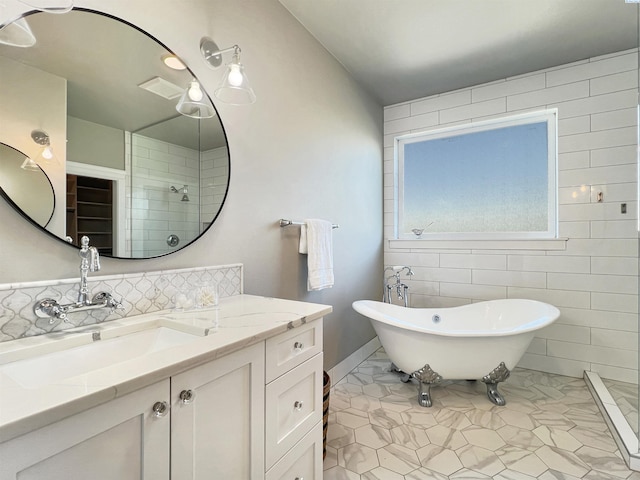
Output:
[0, 9, 229, 258]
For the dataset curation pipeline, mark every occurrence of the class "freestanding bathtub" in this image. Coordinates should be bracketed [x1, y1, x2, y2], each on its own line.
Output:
[352, 299, 560, 407]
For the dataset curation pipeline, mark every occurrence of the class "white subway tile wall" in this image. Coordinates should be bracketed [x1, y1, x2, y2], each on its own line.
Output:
[128, 135, 228, 258]
[383, 49, 639, 383]
[130, 134, 199, 257]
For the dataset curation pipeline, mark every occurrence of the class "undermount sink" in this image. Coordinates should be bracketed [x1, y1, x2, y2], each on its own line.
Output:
[1, 327, 199, 389]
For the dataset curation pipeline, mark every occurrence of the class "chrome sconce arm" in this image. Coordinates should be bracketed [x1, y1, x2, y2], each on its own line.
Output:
[200, 41, 241, 68]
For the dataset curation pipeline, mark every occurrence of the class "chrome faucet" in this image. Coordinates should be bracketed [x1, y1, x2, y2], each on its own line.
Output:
[383, 266, 414, 307]
[78, 236, 100, 305]
[34, 236, 124, 323]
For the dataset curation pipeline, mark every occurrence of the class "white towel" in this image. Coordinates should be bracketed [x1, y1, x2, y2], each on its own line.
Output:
[299, 219, 334, 291]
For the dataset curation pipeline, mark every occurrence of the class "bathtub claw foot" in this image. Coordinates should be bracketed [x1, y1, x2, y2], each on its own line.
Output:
[418, 388, 433, 407]
[412, 364, 442, 408]
[482, 362, 511, 406]
[485, 383, 506, 406]
[390, 363, 412, 383]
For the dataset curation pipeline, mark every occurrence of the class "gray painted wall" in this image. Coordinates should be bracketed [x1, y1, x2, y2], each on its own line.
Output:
[67, 116, 125, 170]
[0, 0, 383, 370]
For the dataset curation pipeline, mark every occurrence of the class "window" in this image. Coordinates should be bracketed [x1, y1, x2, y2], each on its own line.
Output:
[395, 109, 557, 240]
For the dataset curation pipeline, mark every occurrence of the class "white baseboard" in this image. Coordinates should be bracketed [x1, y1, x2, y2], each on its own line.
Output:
[326, 336, 381, 387]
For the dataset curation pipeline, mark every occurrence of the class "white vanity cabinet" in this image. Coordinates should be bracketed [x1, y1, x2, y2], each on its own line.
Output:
[170, 319, 324, 480]
[0, 310, 326, 480]
[0, 380, 171, 480]
[171, 342, 265, 479]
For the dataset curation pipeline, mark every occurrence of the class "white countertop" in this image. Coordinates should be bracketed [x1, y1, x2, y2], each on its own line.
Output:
[0, 294, 332, 443]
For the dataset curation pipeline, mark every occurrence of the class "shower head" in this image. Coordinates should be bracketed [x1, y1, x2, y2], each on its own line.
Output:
[170, 185, 189, 201]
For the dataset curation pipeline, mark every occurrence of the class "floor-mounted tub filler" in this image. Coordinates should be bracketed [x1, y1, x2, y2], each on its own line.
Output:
[352, 299, 560, 407]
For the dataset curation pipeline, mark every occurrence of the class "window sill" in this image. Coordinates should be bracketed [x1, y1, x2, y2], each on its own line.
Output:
[388, 238, 568, 251]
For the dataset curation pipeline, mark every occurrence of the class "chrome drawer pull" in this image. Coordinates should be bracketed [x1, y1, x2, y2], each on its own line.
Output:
[293, 341, 304, 351]
[179, 389, 196, 404]
[294, 477, 304, 480]
[152, 401, 169, 418]
[294, 400, 304, 411]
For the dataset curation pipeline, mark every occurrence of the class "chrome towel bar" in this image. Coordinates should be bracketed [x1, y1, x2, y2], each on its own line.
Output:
[279, 219, 339, 229]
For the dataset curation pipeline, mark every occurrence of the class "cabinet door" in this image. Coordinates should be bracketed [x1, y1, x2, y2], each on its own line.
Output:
[0, 380, 170, 480]
[171, 342, 265, 480]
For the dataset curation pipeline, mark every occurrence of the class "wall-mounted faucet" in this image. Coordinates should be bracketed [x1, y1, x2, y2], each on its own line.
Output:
[34, 236, 124, 323]
[383, 265, 414, 307]
[78, 236, 100, 305]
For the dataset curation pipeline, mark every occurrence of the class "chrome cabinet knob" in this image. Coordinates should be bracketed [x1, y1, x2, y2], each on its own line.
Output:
[152, 401, 169, 418]
[179, 389, 196, 404]
[294, 400, 303, 411]
[293, 341, 304, 351]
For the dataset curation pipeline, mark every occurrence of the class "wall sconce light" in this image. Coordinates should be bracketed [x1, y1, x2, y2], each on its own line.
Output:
[0, 17, 36, 47]
[17, 0, 74, 14]
[0, 0, 73, 47]
[200, 37, 256, 105]
[175, 79, 215, 119]
[30, 129, 58, 166]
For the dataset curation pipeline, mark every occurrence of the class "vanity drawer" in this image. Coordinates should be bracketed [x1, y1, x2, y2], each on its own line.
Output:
[265, 353, 323, 469]
[265, 421, 323, 480]
[265, 320, 322, 383]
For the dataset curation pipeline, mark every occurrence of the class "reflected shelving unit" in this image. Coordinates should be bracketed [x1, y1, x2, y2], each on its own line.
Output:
[66, 174, 113, 255]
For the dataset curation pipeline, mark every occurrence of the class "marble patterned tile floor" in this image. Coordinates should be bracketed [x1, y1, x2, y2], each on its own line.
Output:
[324, 348, 640, 480]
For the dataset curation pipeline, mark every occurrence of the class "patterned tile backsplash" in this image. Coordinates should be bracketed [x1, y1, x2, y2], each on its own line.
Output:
[0, 264, 243, 343]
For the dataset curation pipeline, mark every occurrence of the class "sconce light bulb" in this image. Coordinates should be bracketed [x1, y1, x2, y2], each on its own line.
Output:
[227, 64, 244, 87]
[187, 81, 204, 101]
[42, 146, 54, 160]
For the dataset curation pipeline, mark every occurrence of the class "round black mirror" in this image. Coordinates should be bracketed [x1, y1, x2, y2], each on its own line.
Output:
[0, 9, 229, 258]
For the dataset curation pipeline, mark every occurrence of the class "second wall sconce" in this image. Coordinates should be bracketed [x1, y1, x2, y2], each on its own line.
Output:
[17, 0, 73, 13]
[20, 129, 56, 171]
[176, 79, 215, 119]
[200, 37, 256, 105]
[30, 129, 57, 165]
[0, 17, 36, 47]
[0, 0, 74, 47]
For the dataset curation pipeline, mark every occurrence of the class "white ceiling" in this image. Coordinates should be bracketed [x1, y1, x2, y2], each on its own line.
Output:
[279, 0, 639, 106]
